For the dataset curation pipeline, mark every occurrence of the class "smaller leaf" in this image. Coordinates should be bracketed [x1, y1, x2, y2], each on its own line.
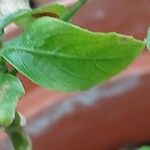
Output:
[15, 3, 68, 28]
[5, 112, 32, 150]
[146, 27, 150, 50]
[0, 74, 24, 127]
[0, 3, 68, 35]
[0, 10, 30, 36]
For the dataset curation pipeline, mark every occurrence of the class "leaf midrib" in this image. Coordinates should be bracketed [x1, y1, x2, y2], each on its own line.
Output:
[1, 47, 137, 61]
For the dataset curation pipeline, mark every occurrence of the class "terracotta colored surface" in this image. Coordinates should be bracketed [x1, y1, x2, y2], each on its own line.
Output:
[31, 73, 150, 150]
[72, 0, 150, 40]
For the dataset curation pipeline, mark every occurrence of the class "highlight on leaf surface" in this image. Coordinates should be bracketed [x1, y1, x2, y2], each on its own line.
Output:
[1, 17, 145, 92]
[0, 0, 30, 19]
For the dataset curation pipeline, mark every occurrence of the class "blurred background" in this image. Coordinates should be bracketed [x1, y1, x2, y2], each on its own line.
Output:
[1, 0, 150, 149]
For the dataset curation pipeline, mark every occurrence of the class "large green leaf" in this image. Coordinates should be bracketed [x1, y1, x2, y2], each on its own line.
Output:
[1, 17, 144, 91]
[6, 112, 32, 150]
[0, 74, 24, 126]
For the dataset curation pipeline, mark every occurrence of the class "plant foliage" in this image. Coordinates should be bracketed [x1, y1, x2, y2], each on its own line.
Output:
[0, 0, 147, 149]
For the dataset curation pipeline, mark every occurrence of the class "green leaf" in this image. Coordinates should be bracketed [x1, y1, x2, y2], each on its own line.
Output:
[137, 146, 150, 150]
[0, 10, 30, 36]
[146, 27, 150, 50]
[0, 40, 6, 74]
[0, 57, 6, 74]
[14, 3, 68, 28]
[6, 112, 32, 150]
[0, 74, 24, 126]
[1, 17, 144, 92]
[0, 3, 68, 35]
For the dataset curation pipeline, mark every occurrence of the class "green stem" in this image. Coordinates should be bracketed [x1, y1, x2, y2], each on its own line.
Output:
[10, 68, 18, 76]
[5, 112, 32, 150]
[62, 0, 88, 22]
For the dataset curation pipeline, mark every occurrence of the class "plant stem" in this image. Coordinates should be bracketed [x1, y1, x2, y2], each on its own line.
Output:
[10, 68, 18, 76]
[6, 112, 32, 150]
[62, 0, 88, 22]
